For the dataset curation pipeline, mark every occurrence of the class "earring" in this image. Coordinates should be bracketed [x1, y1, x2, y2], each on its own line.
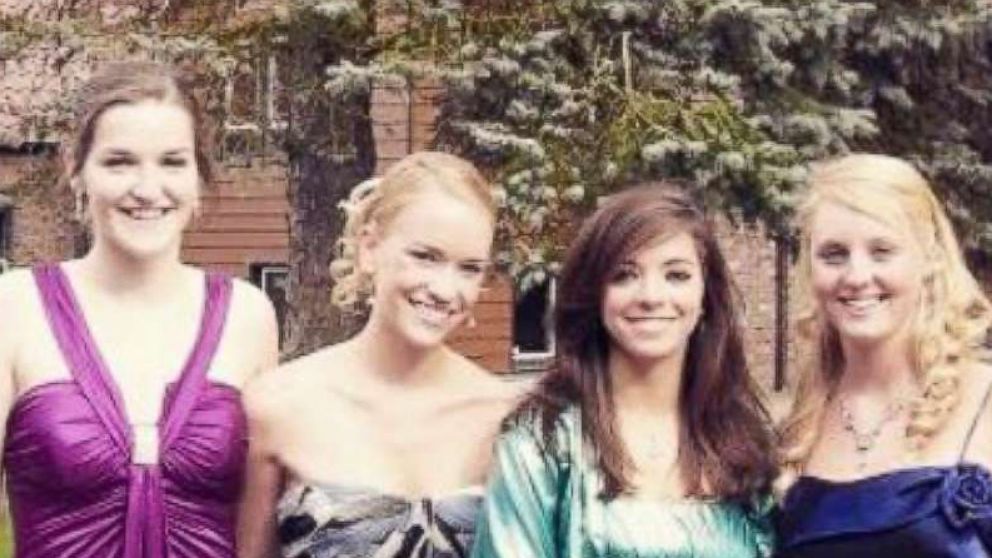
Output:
[73, 186, 89, 223]
[465, 313, 477, 328]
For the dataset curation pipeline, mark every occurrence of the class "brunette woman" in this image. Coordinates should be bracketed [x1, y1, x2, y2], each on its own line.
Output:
[472, 184, 777, 558]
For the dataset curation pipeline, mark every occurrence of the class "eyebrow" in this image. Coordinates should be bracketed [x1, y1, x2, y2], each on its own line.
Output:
[410, 243, 489, 263]
[98, 148, 193, 156]
[662, 257, 695, 266]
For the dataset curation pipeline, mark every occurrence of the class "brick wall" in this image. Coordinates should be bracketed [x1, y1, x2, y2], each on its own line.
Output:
[0, 152, 79, 265]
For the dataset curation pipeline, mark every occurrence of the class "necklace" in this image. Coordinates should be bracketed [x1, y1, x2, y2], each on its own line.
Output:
[838, 396, 906, 471]
[644, 430, 671, 461]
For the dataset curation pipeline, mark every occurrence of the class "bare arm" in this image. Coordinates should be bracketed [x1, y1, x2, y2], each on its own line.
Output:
[237, 373, 285, 558]
[232, 280, 282, 558]
[0, 272, 26, 503]
[230, 279, 280, 381]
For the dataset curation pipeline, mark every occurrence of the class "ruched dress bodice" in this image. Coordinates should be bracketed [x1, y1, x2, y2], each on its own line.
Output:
[472, 407, 774, 558]
[776, 465, 992, 557]
[276, 480, 483, 558]
[776, 380, 992, 558]
[2, 265, 247, 558]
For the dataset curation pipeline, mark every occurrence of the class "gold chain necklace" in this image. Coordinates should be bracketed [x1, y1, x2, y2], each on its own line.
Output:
[839, 396, 907, 471]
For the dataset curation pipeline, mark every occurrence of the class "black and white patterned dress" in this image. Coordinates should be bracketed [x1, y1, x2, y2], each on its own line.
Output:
[276, 481, 484, 558]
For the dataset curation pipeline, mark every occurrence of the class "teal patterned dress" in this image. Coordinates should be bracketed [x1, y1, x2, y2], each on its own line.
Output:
[471, 407, 774, 558]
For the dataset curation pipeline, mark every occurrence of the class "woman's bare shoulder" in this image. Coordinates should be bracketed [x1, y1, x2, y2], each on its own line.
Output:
[447, 352, 532, 410]
[0, 267, 35, 304]
[0, 268, 40, 344]
[243, 344, 354, 422]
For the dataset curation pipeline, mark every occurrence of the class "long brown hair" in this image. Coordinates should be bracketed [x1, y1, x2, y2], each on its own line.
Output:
[518, 183, 777, 503]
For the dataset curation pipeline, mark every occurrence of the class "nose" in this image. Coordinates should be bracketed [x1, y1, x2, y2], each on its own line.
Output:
[840, 251, 873, 287]
[634, 273, 667, 307]
[425, 265, 463, 304]
[128, 164, 165, 201]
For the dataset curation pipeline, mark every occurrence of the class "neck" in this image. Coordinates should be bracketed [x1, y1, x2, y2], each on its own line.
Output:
[352, 315, 449, 387]
[76, 242, 187, 300]
[838, 334, 917, 395]
[609, 348, 684, 415]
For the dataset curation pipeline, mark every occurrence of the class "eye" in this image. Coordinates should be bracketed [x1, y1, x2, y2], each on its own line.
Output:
[816, 245, 848, 265]
[407, 248, 442, 264]
[666, 269, 692, 282]
[609, 265, 638, 284]
[458, 261, 487, 276]
[102, 156, 135, 168]
[870, 243, 896, 260]
[162, 156, 189, 168]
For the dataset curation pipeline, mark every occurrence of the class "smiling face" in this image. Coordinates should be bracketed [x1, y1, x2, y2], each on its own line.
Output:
[809, 201, 926, 351]
[76, 99, 200, 261]
[363, 189, 494, 349]
[601, 232, 705, 366]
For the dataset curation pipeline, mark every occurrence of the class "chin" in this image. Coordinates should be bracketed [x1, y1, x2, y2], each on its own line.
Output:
[834, 323, 904, 347]
[111, 238, 182, 261]
[393, 320, 453, 349]
[614, 341, 682, 364]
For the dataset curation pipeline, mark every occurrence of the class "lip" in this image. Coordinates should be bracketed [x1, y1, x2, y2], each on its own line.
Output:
[407, 296, 458, 327]
[833, 293, 890, 317]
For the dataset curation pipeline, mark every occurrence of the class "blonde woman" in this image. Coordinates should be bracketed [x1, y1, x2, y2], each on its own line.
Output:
[776, 154, 992, 557]
[237, 152, 521, 558]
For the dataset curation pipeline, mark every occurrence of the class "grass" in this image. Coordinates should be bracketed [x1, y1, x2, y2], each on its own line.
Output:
[0, 516, 9, 558]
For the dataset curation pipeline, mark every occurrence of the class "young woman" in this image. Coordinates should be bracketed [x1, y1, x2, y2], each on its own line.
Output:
[237, 151, 521, 558]
[776, 154, 992, 557]
[0, 62, 278, 557]
[472, 185, 778, 558]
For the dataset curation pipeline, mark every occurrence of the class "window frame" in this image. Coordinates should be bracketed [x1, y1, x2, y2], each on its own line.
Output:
[511, 276, 557, 371]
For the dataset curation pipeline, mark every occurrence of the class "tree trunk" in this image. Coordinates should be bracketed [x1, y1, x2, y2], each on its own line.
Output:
[280, 20, 376, 359]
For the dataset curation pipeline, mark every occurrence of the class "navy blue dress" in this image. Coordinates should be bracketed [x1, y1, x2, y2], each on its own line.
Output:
[776, 387, 992, 557]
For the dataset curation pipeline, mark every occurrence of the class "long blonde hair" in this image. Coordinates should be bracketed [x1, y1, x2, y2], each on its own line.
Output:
[328, 151, 495, 311]
[780, 154, 992, 476]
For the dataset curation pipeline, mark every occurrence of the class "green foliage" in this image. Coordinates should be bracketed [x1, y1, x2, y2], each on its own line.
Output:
[2, 0, 991, 287]
[401, 0, 992, 287]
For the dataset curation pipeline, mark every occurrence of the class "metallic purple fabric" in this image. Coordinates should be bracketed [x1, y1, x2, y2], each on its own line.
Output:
[3, 265, 247, 558]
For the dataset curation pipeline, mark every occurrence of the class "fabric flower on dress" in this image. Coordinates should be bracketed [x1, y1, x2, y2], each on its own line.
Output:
[941, 464, 992, 529]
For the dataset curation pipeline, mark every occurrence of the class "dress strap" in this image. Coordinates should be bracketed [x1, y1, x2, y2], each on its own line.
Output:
[959, 373, 992, 462]
[31, 264, 130, 454]
[159, 273, 232, 452]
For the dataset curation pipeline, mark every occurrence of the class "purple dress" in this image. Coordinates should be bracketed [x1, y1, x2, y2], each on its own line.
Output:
[3, 265, 247, 558]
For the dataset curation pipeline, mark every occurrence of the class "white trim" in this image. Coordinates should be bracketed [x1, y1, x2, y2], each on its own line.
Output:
[223, 53, 286, 132]
[260, 265, 288, 293]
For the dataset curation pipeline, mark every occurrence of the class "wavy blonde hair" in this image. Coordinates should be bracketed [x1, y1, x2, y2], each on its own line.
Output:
[329, 151, 495, 311]
[779, 154, 992, 478]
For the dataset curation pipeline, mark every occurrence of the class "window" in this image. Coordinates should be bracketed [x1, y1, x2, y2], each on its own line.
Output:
[221, 49, 288, 165]
[512, 278, 555, 371]
[249, 263, 289, 348]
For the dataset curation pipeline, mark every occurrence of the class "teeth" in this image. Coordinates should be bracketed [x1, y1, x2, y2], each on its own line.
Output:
[839, 296, 885, 310]
[409, 298, 453, 324]
[122, 208, 169, 220]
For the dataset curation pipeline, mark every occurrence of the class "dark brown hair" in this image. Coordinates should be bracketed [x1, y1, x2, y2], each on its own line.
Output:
[518, 183, 777, 503]
[64, 61, 213, 186]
